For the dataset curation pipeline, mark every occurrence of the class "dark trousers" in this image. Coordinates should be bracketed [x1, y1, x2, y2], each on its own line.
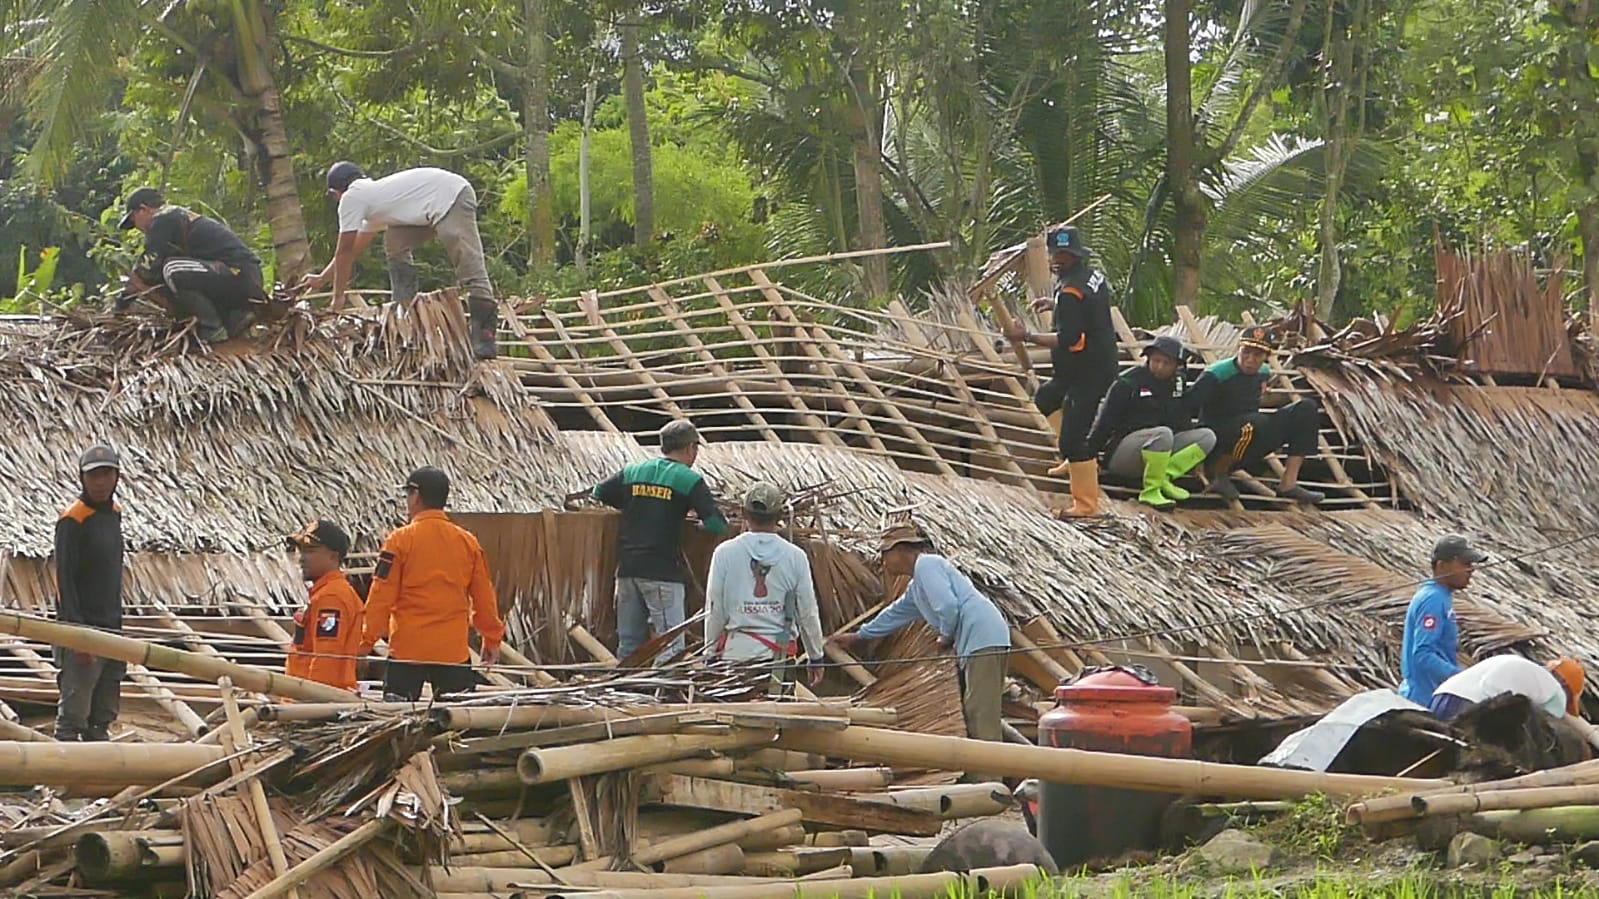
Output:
[1036, 369, 1116, 462]
[160, 258, 264, 334]
[1209, 399, 1320, 469]
[54, 649, 124, 741]
[382, 660, 481, 702]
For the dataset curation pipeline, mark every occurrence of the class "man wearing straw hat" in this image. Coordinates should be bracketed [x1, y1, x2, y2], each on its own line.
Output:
[53, 445, 126, 741]
[593, 419, 729, 663]
[832, 523, 1011, 753]
[1185, 325, 1325, 505]
[704, 482, 825, 693]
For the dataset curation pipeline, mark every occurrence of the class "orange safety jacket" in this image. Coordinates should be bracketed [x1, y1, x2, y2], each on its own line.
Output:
[286, 570, 364, 691]
[359, 509, 504, 664]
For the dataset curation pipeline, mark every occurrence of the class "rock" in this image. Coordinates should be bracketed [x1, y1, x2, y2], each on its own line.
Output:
[1507, 849, 1539, 865]
[1535, 854, 1560, 865]
[1194, 829, 1275, 874]
[918, 819, 1059, 876]
[1447, 832, 1502, 869]
[1570, 840, 1599, 868]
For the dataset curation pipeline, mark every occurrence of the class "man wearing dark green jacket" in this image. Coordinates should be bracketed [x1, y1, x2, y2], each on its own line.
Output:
[593, 420, 728, 662]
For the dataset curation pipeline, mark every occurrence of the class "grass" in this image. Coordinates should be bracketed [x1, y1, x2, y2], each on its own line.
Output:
[1016, 871, 1599, 898]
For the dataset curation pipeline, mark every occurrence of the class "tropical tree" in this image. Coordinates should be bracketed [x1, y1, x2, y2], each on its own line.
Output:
[2, 0, 312, 280]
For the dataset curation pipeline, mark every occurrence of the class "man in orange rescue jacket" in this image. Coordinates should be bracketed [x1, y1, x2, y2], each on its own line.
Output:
[285, 520, 363, 691]
[360, 467, 505, 701]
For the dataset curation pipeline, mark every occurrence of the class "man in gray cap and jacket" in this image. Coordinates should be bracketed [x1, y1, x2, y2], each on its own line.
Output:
[704, 482, 825, 692]
[53, 445, 126, 741]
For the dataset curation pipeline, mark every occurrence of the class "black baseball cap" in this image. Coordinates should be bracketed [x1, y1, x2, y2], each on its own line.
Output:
[78, 444, 121, 474]
[403, 466, 450, 507]
[1239, 326, 1274, 352]
[286, 519, 352, 558]
[1432, 534, 1488, 565]
[1046, 226, 1092, 258]
[118, 187, 164, 229]
[325, 161, 365, 193]
[1142, 335, 1184, 361]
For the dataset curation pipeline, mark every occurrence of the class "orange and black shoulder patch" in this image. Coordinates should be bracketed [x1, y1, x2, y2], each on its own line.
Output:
[61, 501, 94, 524]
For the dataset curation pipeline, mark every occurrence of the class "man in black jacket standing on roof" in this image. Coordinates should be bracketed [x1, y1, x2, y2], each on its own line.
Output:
[1003, 226, 1118, 518]
[54, 445, 127, 741]
[116, 188, 265, 344]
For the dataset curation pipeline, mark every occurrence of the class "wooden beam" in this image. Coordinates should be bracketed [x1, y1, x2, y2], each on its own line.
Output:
[703, 275, 845, 447]
[647, 284, 783, 443]
[650, 774, 942, 836]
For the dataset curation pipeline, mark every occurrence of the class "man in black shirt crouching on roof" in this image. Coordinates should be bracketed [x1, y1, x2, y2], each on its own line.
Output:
[116, 187, 266, 344]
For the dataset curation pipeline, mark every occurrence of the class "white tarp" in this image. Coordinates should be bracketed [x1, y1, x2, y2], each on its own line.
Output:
[1259, 689, 1427, 772]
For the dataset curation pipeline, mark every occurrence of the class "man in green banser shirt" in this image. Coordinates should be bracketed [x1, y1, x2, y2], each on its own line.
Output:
[1185, 325, 1324, 505]
[593, 420, 729, 661]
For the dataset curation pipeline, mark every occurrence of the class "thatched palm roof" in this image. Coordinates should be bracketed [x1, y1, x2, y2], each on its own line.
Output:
[1, 264, 1595, 721]
[0, 295, 560, 557]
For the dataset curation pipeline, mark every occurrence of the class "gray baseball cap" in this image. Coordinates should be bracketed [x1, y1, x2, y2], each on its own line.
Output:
[79, 445, 121, 474]
[1432, 534, 1488, 565]
[744, 482, 784, 516]
[660, 419, 704, 453]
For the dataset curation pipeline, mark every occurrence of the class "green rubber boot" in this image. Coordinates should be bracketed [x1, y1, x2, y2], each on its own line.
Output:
[1162, 443, 1209, 501]
[1139, 450, 1176, 508]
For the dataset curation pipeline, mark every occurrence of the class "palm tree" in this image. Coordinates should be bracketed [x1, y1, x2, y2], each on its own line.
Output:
[3, 0, 312, 281]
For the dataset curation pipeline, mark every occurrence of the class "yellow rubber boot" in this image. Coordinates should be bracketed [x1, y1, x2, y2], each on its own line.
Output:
[1057, 459, 1102, 518]
[1045, 410, 1069, 476]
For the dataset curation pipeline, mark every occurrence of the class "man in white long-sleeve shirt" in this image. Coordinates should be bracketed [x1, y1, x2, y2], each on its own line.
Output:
[833, 523, 1011, 746]
[704, 482, 825, 691]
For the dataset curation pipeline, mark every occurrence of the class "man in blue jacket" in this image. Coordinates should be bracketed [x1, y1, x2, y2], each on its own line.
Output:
[1399, 534, 1489, 708]
[832, 523, 1011, 750]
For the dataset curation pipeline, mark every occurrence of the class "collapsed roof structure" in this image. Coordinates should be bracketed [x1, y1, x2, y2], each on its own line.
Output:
[0, 241, 1594, 736]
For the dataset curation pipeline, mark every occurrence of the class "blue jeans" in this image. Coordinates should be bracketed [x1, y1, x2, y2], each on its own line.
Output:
[615, 577, 686, 663]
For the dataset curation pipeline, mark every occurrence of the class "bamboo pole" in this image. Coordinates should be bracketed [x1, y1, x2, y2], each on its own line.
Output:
[737, 749, 823, 772]
[640, 757, 737, 779]
[0, 741, 226, 786]
[858, 783, 1012, 818]
[1412, 784, 1599, 819]
[519, 730, 776, 784]
[74, 832, 183, 881]
[1476, 806, 1599, 843]
[572, 809, 802, 871]
[0, 717, 51, 742]
[807, 831, 869, 848]
[778, 727, 1447, 800]
[238, 818, 392, 899]
[568, 622, 619, 667]
[218, 677, 297, 899]
[429, 867, 782, 892]
[0, 612, 354, 703]
[450, 845, 579, 868]
[847, 845, 931, 877]
[784, 768, 894, 792]
[543, 863, 1045, 899]
[436, 701, 885, 733]
[440, 767, 526, 795]
[741, 847, 851, 877]
[656, 843, 745, 875]
[1345, 759, 1599, 825]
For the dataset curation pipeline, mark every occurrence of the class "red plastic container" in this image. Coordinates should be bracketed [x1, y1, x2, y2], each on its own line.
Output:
[1037, 667, 1192, 867]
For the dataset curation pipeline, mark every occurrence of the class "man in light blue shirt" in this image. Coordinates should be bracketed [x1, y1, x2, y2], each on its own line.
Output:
[833, 523, 1011, 746]
[1399, 534, 1487, 709]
